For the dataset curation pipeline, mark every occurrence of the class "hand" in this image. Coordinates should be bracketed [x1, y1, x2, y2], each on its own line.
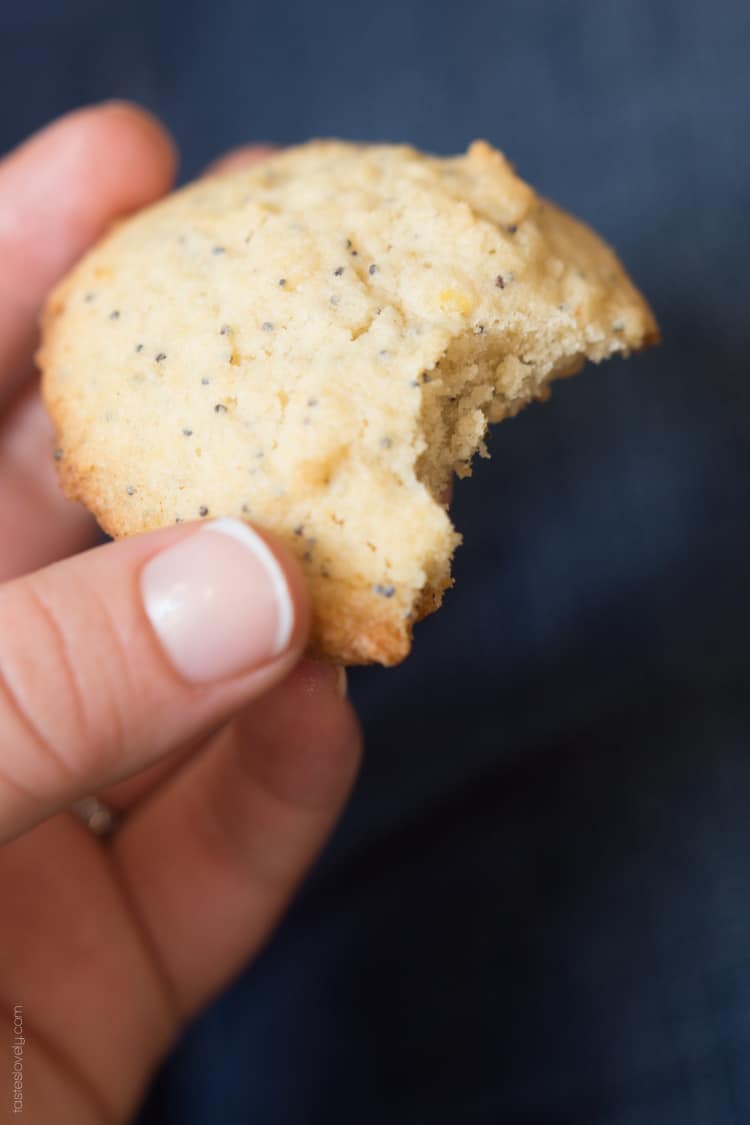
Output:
[0, 104, 361, 1124]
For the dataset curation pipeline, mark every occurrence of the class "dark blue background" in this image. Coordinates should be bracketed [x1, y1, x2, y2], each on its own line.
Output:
[3, 2, 749, 1121]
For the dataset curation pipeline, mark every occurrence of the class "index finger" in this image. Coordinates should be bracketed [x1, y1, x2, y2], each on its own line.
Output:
[0, 102, 177, 407]
[202, 143, 278, 178]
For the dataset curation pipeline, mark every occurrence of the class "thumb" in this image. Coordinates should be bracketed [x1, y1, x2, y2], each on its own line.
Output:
[0, 517, 309, 842]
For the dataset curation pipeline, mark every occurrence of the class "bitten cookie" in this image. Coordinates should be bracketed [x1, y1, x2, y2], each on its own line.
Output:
[39, 140, 658, 665]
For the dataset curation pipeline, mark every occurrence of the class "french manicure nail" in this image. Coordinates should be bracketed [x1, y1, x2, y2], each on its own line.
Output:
[141, 518, 294, 682]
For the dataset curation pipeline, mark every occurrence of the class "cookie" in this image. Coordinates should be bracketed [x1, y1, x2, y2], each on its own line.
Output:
[39, 140, 658, 665]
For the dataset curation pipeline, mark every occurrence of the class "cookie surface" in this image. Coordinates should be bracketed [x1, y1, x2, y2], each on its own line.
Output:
[40, 140, 658, 664]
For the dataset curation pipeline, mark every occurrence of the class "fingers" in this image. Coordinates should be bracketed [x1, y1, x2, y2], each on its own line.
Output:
[111, 660, 360, 1018]
[0, 384, 99, 582]
[202, 143, 277, 177]
[0, 814, 178, 1123]
[96, 730, 218, 813]
[0, 102, 176, 405]
[0, 518, 309, 843]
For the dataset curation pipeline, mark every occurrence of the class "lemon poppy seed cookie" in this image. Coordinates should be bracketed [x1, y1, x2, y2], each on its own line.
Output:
[39, 140, 658, 665]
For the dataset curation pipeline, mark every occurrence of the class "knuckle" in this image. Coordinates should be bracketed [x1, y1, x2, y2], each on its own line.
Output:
[0, 576, 129, 784]
[0, 584, 80, 790]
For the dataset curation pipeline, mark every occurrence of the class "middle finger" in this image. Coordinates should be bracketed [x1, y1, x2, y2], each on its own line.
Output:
[0, 382, 99, 581]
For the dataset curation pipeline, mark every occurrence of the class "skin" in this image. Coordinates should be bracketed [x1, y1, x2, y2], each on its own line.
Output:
[0, 103, 362, 1124]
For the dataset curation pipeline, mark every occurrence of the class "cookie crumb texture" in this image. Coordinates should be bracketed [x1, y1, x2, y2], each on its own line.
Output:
[40, 140, 658, 665]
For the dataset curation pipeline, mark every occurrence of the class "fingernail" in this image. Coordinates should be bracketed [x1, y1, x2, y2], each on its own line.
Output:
[293, 660, 348, 701]
[141, 518, 295, 682]
[336, 666, 348, 699]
